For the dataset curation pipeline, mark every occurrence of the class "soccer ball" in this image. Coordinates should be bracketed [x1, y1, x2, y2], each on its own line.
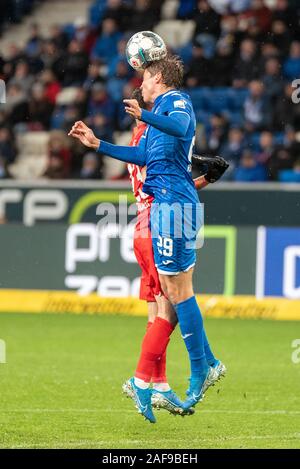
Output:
[126, 31, 167, 71]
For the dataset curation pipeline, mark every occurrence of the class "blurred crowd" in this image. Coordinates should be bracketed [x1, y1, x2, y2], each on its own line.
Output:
[0, 0, 300, 182]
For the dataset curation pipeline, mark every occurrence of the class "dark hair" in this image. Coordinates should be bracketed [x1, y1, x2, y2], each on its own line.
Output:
[131, 88, 146, 108]
[145, 54, 184, 89]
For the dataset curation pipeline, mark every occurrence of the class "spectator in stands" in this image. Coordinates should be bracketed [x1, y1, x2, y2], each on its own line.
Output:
[43, 151, 66, 179]
[206, 113, 229, 154]
[218, 14, 239, 50]
[61, 105, 82, 133]
[244, 80, 271, 132]
[25, 23, 43, 58]
[73, 88, 88, 119]
[91, 18, 122, 64]
[108, 37, 129, 78]
[61, 39, 89, 86]
[48, 24, 69, 50]
[107, 60, 132, 102]
[262, 57, 284, 102]
[211, 40, 234, 86]
[272, 0, 299, 35]
[221, 127, 247, 163]
[8, 60, 35, 94]
[40, 40, 64, 80]
[117, 82, 135, 130]
[80, 152, 102, 179]
[5, 83, 28, 126]
[2, 43, 26, 81]
[259, 42, 281, 70]
[44, 131, 71, 178]
[273, 83, 300, 131]
[88, 83, 115, 125]
[234, 149, 268, 181]
[239, 0, 272, 34]
[40, 69, 61, 105]
[83, 60, 103, 91]
[255, 131, 276, 165]
[26, 82, 54, 130]
[129, 0, 160, 33]
[268, 126, 300, 179]
[283, 41, 300, 80]
[102, 0, 133, 32]
[193, 0, 221, 39]
[233, 39, 260, 87]
[89, 112, 113, 143]
[269, 20, 291, 56]
[185, 42, 212, 87]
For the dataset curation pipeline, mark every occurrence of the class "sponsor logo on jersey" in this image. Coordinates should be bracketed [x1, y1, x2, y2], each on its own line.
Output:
[174, 99, 186, 109]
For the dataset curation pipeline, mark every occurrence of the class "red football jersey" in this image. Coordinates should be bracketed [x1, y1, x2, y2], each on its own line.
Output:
[127, 123, 154, 213]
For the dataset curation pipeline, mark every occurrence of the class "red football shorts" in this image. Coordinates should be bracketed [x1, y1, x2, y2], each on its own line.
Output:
[133, 207, 162, 302]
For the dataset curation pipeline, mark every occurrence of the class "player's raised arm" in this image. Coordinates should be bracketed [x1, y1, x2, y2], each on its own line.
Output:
[68, 120, 147, 166]
[124, 99, 190, 138]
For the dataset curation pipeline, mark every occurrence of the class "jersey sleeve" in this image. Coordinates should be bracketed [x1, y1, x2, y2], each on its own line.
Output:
[97, 133, 146, 166]
[140, 93, 192, 138]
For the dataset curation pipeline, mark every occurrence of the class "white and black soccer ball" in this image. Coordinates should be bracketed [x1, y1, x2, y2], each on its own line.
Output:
[126, 31, 167, 71]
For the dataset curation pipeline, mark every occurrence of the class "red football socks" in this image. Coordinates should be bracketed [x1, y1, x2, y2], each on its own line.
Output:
[135, 317, 174, 382]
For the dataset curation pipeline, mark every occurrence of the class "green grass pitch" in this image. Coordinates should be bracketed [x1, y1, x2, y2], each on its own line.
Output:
[0, 313, 300, 449]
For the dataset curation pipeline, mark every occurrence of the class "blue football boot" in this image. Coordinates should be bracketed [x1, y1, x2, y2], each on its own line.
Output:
[122, 377, 156, 423]
[186, 360, 227, 397]
[183, 367, 218, 410]
[151, 389, 195, 416]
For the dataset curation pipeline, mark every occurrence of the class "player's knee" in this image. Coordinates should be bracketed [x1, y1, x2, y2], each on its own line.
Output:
[164, 284, 180, 305]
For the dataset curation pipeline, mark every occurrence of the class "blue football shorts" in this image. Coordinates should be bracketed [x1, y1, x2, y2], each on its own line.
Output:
[150, 198, 203, 275]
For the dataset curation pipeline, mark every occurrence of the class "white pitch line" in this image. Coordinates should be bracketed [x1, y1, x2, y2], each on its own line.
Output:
[4, 434, 300, 449]
[1, 409, 300, 415]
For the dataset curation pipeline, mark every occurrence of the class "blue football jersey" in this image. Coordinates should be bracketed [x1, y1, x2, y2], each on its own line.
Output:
[142, 90, 198, 203]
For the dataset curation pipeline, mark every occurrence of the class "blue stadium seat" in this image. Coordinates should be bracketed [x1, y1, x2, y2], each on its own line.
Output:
[63, 24, 76, 40]
[228, 89, 249, 111]
[274, 132, 285, 146]
[249, 133, 262, 151]
[188, 88, 210, 111]
[225, 111, 244, 127]
[195, 109, 211, 127]
[207, 89, 230, 113]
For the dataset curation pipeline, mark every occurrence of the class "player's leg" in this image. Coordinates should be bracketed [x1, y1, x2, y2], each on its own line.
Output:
[124, 216, 192, 417]
[122, 214, 157, 422]
[123, 215, 179, 421]
[152, 294, 176, 388]
[149, 295, 195, 415]
[159, 269, 218, 408]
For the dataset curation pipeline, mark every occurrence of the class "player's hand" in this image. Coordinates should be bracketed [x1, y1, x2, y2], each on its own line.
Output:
[123, 99, 142, 120]
[192, 154, 229, 183]
[68, 121, 100, 150]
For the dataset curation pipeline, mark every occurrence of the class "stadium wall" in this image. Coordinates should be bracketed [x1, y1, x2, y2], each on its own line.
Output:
[0, 182, 299, 319]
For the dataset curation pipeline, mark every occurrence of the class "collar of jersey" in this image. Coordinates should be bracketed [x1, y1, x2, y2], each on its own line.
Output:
[154, 89, 177, 107]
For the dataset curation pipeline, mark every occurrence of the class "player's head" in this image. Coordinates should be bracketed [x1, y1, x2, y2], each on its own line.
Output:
[131, 88, 152, 123]
[131, 88, 147, 109]
[141, 54, 184, 103]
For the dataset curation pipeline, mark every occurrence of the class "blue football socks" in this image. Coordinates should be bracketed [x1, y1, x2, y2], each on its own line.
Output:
[203, 327, 216, 367]
[174, 296, 209, 378]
